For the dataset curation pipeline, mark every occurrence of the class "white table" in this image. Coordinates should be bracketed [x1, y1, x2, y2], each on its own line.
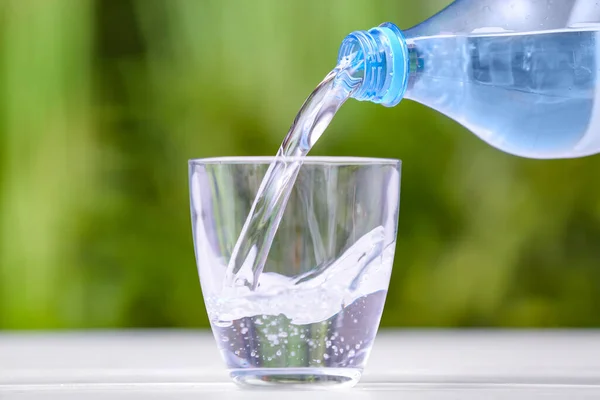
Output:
[1, 330, 599, 399]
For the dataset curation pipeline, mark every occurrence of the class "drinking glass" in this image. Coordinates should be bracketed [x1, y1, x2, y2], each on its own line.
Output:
[189, 156, 401, 388]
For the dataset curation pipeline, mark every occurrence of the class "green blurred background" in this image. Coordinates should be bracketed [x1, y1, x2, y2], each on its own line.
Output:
[1, 0, 599, 330]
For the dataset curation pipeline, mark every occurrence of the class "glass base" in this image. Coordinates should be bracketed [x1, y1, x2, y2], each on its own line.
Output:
[230, 367, 362, 389]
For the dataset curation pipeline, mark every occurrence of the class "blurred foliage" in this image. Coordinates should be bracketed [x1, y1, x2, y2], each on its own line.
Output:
[1, 0, 599, 330]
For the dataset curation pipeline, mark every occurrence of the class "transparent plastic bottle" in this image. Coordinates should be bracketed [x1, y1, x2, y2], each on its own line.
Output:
[338, 0, 600, 159]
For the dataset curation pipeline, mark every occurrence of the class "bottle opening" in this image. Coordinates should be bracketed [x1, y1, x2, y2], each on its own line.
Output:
[337, 23, 409, 107]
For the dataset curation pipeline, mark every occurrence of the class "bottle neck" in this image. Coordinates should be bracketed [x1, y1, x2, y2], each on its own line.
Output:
[337, 23, 410, 107]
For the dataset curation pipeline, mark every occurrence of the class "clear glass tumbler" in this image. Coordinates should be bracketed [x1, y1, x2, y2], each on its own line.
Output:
[189, 156, 401, 388]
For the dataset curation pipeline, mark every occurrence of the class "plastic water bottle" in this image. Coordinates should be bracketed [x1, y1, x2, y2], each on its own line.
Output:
[337, 0, 600, 159]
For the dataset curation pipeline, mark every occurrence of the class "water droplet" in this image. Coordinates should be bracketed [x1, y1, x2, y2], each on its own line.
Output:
[276, 350, 282, 356]
[221, 337, 229, 342]
[240, 327, 249, 335]
[348, 349, 356, 357]
[323, 354, 330, 360]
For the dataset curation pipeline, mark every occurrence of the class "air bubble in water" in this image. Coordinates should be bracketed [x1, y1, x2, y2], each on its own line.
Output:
[213, 319, 233, 328]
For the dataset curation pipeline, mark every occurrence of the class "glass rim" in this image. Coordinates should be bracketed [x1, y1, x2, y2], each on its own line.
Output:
[189, 156, 401, 166]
